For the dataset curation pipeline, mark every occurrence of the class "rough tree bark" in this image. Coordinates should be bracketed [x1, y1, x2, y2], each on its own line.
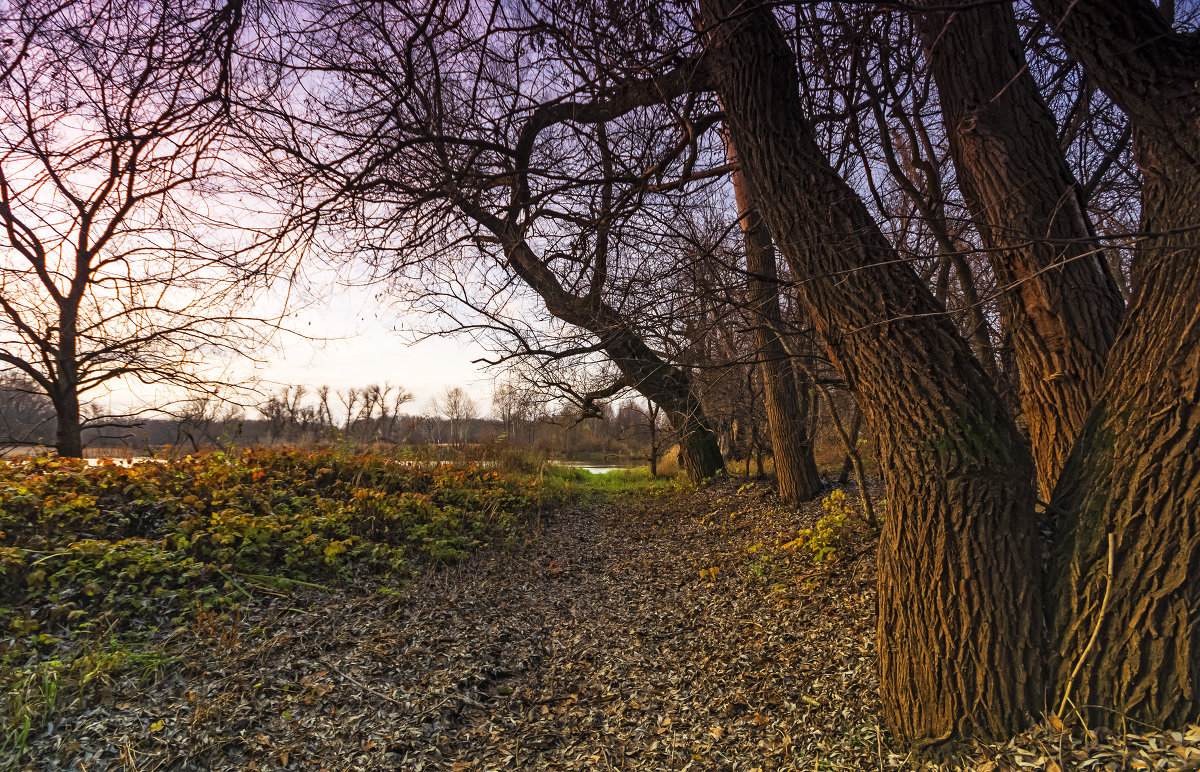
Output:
[724, 130, 822, 504]
[917, 0, 1125, 499]
[1031, 0, 1200, 726]
[700, 0, 1043, 744]
[52, 375, 83, 457]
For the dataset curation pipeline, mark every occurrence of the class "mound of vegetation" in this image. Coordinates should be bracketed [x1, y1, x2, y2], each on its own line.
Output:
[0, 449, 547, 757]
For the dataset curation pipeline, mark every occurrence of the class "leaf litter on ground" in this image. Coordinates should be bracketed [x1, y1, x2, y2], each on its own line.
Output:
[14, 476, 1199, 771]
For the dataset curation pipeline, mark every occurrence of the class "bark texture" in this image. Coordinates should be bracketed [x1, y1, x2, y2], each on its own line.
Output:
[1050, 232, 1200, 724]
[1032, 0, 1200, 725]
[700, 0, 1043, 744]
[918, 0, 1125, 499]
[724, 131, 821, 504]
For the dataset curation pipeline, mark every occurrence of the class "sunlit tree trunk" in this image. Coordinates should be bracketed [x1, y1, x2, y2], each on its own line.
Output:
[1031, 0, 1200, 725]
[700, 0, 1043, 743]
[917, 0, 1125, 499]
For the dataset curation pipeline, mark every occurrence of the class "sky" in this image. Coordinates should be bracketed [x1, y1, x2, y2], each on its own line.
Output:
[92, 280, 499, 422]
[258, 284, 496, 414]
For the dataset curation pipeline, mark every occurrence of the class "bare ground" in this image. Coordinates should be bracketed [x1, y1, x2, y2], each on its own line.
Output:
[22, 481, 1200, 771]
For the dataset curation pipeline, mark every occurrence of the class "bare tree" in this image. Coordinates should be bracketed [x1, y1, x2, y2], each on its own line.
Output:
[357, 382, 413, 442]
[259, 385, 315, 442]
[0, 0, 275, 457]
[339, 387, 360, 436]
[335, 383, 413, 442]
[492, 379, 539, 446]
[436, 386, 477, 448]
[0, 372, 53, 449]
[314, 385, 335, 436]
[639, 398, 667, 477]
[254, 0, 728, 481]
[170, 393, 244, 453]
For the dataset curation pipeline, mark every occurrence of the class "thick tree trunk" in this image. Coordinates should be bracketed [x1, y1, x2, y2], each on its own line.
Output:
[700, 0, 1043, 743]
[602, 330, 724, 482]
[918, 0, 1125, 500]
[54, 319, 83, 458]
[1030, 0, 1200, 725]
[672, 404, 724, 482]
[1050, 217, 1200, 724]
[724, 130, 821, 504]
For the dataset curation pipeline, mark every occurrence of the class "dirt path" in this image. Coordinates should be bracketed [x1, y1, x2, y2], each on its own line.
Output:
[28, 483, 879, 771]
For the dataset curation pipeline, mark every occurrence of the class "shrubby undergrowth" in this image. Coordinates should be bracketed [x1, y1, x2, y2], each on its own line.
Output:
[0, 449, 552, 758]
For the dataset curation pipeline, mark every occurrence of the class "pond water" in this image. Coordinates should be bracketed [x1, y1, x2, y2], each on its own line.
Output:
[85, 456, 161, 466]
[558, 462, 624, 475]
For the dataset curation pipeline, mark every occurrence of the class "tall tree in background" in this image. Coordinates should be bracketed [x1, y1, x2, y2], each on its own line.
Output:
[722, 130, 821, 504]
[437, 386, 478, 448]
[493, 380, 539, 446]
[0, 0, 271, 457]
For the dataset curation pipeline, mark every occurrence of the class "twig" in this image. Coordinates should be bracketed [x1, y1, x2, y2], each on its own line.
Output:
[1058, 532, 1115, 717]
[877, 721, 885, 772]
[816, 378, 877, 529]
[234, 571, 332, 591]
[319, 657, 406, 706]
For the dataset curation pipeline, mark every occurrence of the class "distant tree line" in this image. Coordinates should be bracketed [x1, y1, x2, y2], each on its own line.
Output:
[0, 376, 689, 468]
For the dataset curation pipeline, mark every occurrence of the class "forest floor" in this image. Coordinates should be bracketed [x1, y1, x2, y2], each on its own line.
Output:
[17, 476, 1200, 771]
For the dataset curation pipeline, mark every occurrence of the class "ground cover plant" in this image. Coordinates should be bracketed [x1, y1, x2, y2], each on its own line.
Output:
[0, 449, 551, 764]
[12, 473, 1194, 771]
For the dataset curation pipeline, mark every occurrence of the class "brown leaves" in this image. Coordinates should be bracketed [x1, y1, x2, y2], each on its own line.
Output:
[19, 478, 1197, 771]
[19, 483, 881, 770]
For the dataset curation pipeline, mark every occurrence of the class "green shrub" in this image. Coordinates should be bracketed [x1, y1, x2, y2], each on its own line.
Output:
[782, 489, 858, 563]
[0, 449, 546, 763]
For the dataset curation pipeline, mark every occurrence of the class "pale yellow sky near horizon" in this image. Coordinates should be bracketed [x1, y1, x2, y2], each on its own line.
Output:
[95, 281, 498, 420]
